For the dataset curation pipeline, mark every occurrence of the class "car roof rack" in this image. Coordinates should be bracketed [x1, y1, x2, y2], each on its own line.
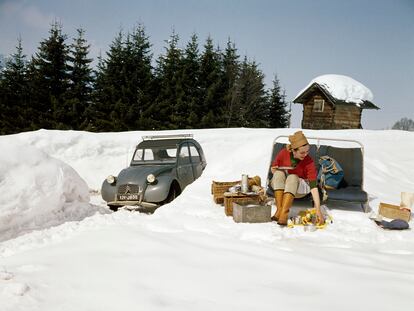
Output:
[141, 134, 193, 141]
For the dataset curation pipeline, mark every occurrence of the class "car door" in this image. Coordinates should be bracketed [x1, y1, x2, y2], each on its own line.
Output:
[177, 143, 195, 188]
[189, 143, 203, 179]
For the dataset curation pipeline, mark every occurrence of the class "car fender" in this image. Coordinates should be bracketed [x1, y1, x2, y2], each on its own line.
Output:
[144, 175, 178, 203]
[101, 179, 117, 202]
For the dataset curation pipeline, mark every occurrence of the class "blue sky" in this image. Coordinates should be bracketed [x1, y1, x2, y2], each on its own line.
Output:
[0, 0, 413, 129]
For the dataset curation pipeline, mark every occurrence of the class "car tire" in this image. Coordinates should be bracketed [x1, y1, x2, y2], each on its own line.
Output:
[108, 205, 119, 212]
[165, 186, 177, 203]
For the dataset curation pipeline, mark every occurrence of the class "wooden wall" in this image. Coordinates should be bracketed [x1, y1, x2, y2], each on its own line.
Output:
[301, 91, 362, 129]
[332, 105, 362, 129]
[301, 94, 334, 129]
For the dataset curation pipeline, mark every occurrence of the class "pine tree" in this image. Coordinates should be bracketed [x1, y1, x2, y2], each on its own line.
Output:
[221, 39, 240, 127]
[30, 21, 70, 129]
[67, 28, 94, 129]
[199, 36, 223, 127]
[91, 30, 125, 131]
[181, 34, 201, 128]
[85, 53, 110, 131]
[90, 26, 155, 131]
[268, 74, 290, 128]
[152, 31, 185, 129]
[124, 24, 154, 130]
[235, 57, 268, 128]
[0, 54, 6, 72]
[0, 38, 29, 134]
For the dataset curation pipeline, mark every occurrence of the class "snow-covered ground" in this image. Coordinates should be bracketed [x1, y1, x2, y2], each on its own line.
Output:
[0, 128, 413, 311]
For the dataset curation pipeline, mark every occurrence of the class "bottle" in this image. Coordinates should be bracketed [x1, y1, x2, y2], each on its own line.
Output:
[241, 174, 249, 193]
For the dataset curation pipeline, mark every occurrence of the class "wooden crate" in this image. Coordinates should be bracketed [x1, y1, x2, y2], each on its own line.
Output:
[211, 180, 240, 204]
[233, 202, 271, 223]
[224, 194, 261, 216]
[379, 202, 411, 222]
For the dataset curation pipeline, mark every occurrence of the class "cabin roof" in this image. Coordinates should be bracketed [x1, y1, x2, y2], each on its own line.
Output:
[293, 74, 380, 110]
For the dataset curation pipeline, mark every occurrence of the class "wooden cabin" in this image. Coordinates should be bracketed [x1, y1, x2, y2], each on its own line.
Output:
[293, 75, 379, 129]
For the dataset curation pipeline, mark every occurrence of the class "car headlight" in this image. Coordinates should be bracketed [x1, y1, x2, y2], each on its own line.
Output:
[106, 175, 116, 185]
[146, 174, 156, 183]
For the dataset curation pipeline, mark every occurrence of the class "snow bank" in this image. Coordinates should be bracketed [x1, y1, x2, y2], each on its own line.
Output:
[0, 142, 97, 241]
[296, 74, 374, 104]
[0, 129, 413, 311]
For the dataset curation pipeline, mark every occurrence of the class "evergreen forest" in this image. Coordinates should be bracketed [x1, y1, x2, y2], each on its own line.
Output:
[0, 23, 290, 134]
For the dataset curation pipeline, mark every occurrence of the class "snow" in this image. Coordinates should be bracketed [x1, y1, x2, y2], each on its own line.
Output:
[0, 128, 413, 310]
[295, 74, 374, 104]
[0, 141, 102, 242]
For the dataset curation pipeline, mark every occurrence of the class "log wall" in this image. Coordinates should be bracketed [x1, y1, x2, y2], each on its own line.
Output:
[301, 92, 362, 129]
[332, 105, 362, 129]
[301, 94, 334, 129]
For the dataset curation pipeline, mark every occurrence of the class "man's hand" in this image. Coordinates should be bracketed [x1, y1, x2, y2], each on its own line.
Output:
[271, 166, 277, 174]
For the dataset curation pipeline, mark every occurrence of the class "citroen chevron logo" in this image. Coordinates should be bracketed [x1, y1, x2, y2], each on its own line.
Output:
[125, 185, 131, 194]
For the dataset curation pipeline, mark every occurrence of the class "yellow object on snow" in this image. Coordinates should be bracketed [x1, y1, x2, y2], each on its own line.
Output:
[287, 207, 333, 230]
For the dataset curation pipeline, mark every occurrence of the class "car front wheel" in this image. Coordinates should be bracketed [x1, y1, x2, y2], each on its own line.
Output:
[165, 186, 176, 203]
[108, 205, 119, 212]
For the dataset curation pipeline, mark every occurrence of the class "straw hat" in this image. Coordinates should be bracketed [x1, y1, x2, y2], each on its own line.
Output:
[288, 131, 309, 150]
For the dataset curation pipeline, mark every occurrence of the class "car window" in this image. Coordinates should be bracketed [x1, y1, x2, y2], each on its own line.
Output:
[189, 145, 201, 163]
[178, 144, 191, 165]
[132, 147, 177, 163]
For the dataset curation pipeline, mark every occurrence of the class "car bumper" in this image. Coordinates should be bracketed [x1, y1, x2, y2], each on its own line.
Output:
[107, 200, 159, 212]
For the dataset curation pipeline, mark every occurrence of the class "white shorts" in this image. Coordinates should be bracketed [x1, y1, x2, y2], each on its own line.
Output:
[297, 178, 311, 195]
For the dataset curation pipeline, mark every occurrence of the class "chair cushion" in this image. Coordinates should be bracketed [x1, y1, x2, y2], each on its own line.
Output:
[326, 186, 368, 203]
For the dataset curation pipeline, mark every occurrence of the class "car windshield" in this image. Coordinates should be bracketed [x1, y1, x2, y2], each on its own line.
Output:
[132, 147, 177, 164]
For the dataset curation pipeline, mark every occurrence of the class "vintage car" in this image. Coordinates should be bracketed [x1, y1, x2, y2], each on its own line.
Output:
[101, 134, 207, 212]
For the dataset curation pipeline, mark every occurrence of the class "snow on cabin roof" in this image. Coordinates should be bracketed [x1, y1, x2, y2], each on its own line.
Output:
[294, 74, 379, 109]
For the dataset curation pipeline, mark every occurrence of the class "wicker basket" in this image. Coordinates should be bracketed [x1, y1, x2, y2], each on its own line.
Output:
[224, 194, 261, 216]
[211, 180, 240, 204]
[211, 177, 261, 204]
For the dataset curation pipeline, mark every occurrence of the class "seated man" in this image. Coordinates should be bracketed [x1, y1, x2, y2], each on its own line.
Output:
[270, 131, 324, 226]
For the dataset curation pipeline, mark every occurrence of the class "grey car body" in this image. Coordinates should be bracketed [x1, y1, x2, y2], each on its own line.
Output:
[101, 135, 207, 211]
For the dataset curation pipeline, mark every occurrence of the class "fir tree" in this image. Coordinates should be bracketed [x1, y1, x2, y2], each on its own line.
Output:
[124, 24, 154, 130]
[221, 39, 240, 127]
[0, 54, 6, 70]
[235, 57, 268, 128]
[199, 36, 223, 127]
[67, 28, 94, 129]
[91, 26, 154, 131]
[181, 33, 201, 128]
[268, 74, 290, 128]
[85, 53, 109, 131]
[153, 31, 185, 129]
[0, 38, 29, 134]
[92, 30, 125, 131]
[30, 21, 70, 129]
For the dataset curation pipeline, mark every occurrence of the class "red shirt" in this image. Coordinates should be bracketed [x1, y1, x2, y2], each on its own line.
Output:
[271, 147, 317, 182]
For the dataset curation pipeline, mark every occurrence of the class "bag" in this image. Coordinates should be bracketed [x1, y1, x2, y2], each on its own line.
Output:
[317, 156, 344, 190]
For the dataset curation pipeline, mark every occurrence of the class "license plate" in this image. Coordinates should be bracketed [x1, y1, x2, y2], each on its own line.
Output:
[118, 194, 139, 201]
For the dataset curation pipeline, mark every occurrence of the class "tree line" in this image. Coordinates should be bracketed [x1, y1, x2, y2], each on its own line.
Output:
[392, 118, 414, 131]
[0, 22, 290, 134]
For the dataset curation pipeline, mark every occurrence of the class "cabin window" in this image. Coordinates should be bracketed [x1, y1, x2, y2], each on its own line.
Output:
[313, 99, 324, 112]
